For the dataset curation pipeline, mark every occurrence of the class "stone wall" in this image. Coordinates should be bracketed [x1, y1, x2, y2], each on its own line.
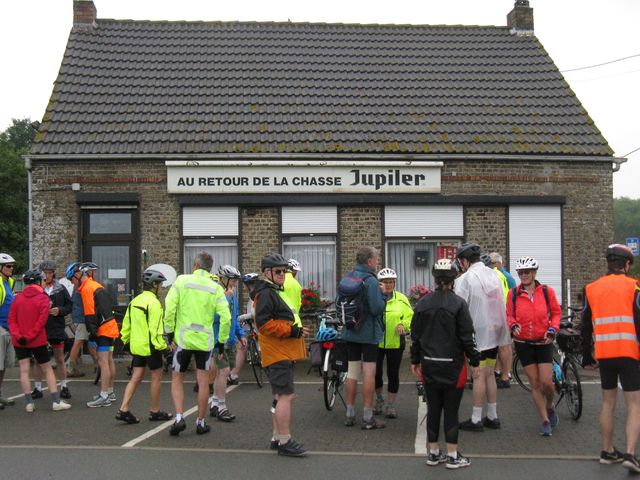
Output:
[30, 157, 613, 308]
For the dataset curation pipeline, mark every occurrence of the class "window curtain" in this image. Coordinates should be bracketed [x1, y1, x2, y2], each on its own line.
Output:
[386, 242, 436, 295]
[183, 239, 238, 274]
[283, 236, 336, 301]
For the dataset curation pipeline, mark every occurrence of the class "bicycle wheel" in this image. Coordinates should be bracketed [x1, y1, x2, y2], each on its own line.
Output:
[562, 358, 582, 420]
[323, 372, 338, 411]
[248, 338, 263, 388]
[512, 353, 531, 392]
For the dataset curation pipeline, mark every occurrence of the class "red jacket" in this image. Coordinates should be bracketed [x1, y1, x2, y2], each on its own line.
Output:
[506, 282, 561, 342]
[8, 284, 50, 348]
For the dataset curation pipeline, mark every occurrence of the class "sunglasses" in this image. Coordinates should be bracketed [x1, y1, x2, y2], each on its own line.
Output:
[517, 269, 535, 275]
[2, 265, 14, 269]
[272, 268, 286, 275]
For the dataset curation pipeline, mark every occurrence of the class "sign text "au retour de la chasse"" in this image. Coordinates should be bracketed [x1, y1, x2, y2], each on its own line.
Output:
[166, 164, 442, 194]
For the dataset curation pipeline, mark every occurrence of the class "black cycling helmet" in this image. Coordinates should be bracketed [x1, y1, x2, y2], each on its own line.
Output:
[38, 260, 56, 272]
[142, 268, 167, 287]
[260, 252, 288, 271]
[242, 273, 259, 284]
[456, 242, 481, 260]
[606, 243, 634, 264]
[23, 268, 45, 285]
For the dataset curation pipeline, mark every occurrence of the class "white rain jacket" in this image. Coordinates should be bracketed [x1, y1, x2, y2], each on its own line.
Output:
[454, 261, 510, 351]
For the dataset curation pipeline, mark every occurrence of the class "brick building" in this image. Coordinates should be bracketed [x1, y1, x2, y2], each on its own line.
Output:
[25, 0, 619, 311]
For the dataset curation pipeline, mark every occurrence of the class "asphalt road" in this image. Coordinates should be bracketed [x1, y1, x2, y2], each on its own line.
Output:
[0, 358, 633, 480]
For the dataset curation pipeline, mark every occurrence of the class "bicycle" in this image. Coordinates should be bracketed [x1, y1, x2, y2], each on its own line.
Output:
[241, 316, 265, 388]
[314, 312, 348, 411]
[512, 308, 583, 420]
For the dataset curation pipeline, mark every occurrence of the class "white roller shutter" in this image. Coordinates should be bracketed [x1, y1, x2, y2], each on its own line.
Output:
[282, 206, 337, 234]
[182, 207, 238, 236]
[384, 205, 463, 237]
[509, 205, 562, 304]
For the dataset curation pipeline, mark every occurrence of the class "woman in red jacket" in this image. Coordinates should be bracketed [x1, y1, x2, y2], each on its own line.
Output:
[507, 256, 561, 436]
[8, 269, 71, 413]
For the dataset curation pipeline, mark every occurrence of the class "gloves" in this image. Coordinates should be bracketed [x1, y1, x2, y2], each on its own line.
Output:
[166, 332, 174, 344]
[290, 325, 303, 338]
[17, 337, 27, 346]
[214, 342, 225, 354]
[510, 324, 520, 335]
[581, 352, 596, 368]
[546, 327, 557, 341]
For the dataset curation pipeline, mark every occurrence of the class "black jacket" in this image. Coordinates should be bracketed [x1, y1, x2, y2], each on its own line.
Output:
[44, 280, 72, 341]
[410, 288, 480, 387]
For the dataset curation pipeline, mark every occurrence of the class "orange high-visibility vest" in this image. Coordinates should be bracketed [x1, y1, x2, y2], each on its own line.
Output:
[585, 274, 640, 360]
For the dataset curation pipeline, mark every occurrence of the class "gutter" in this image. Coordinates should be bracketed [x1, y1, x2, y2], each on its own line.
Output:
[23, 156, 33, 267]
[23, 152, 622, 163]
[612, 157, 627, 173]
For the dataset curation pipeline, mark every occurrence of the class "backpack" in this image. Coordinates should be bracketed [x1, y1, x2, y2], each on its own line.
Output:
[336, 271, 370, 330]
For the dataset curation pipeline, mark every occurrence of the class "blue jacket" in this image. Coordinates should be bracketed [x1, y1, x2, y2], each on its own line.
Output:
[500, 267, 517, 289]
[341, 264, 386, 345]
[214, 289, 245, 347]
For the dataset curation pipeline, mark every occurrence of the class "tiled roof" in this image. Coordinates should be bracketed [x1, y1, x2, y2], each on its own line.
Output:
[31, 19, 613, 156]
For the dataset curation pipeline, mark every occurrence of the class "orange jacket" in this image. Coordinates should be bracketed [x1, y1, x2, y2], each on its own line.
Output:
[584, 274, 640, 360]
[78, 277, 119, 339]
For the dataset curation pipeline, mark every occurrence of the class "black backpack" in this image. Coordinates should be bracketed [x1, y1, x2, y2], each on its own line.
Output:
[336, 271, 370, 330]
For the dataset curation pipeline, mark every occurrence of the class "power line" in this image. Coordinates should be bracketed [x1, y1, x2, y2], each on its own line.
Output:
[561, 53, 640, 73]
[622, 146, 640, 158]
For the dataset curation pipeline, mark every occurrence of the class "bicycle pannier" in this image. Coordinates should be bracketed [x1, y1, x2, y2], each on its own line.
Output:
[309, 341, 323, 367]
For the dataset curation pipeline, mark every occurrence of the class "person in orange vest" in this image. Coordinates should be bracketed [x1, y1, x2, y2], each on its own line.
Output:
[582, 244, 640, 472]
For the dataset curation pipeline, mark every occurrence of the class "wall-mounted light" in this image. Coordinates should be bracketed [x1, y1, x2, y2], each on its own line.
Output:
[71, 183, 81, 191]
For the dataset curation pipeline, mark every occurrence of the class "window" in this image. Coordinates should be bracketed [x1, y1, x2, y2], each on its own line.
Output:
[283, 235, 336, 301]
[182, 206, 239, 273]
[282, 206, 338, 301]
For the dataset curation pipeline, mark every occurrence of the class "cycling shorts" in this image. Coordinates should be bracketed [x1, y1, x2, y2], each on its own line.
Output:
[48, 339, 65, 349]
[131, 351, 163, 371]
[14, 345, 51, 365]
[514, 342, 554, 367]
[96, 336, 115, 353]
[346, 341, 378, 363]
[268, 360, 295, 396]
[478, 347, 499, 368]
[599, 357, 640, 392]
[172, 347, 211, 372]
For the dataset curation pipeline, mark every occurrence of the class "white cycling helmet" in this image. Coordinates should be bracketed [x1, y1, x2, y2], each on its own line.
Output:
[377, 267, 397, 280]
[217, 264, 241, 279]
[288, 258, 301, 272]
[0, 253, 16, 265]
[515, 256, 539, 271]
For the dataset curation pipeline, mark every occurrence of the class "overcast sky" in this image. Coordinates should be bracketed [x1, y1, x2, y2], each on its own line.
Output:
[2, 0, 638, 198]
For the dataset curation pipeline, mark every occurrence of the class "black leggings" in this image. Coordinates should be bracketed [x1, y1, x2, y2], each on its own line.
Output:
[424, 383, 464, 444]
[375, 347, 404, 393]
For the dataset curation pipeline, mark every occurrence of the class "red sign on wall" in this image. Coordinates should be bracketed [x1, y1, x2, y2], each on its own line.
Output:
[436, 246, 457, 261]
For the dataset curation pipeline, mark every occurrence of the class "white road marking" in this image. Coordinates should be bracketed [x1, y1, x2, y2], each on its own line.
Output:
[121, 384, 238, 448]
[414, 397, 427, 455]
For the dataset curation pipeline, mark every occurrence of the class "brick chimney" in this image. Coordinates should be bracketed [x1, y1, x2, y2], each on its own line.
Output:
[507, 0, 534, 36]
[73, 0, 97, 32]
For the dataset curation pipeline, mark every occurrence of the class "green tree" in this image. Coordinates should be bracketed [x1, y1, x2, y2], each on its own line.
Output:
[613, 197, 640, 279]
[0, 118, 38, 270]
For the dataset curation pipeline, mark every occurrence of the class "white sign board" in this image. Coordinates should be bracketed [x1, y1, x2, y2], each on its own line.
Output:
[166, 161, 442, 194]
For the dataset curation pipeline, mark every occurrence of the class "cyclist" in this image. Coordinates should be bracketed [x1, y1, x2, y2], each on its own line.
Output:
[0, 253, 17, 409]
[165, 252, 231, 436]
[581, 244, 640, 471]
[252, 252, 308, 456]
[65, 261, 98, 378]
[284, 258, 302, 316]
[209, 264, 245, 422]
[410, 259, 479, 469]
[78, 262, 119, 408]
[31, 260, 73, 400]
[228, 272, 260, 384]
[506, 256, 561, 436]
[454, 242, 510, 432]
[116, 268, 172, 424]
[374, 267, 413, 419]
[8, 269, 71, 412]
